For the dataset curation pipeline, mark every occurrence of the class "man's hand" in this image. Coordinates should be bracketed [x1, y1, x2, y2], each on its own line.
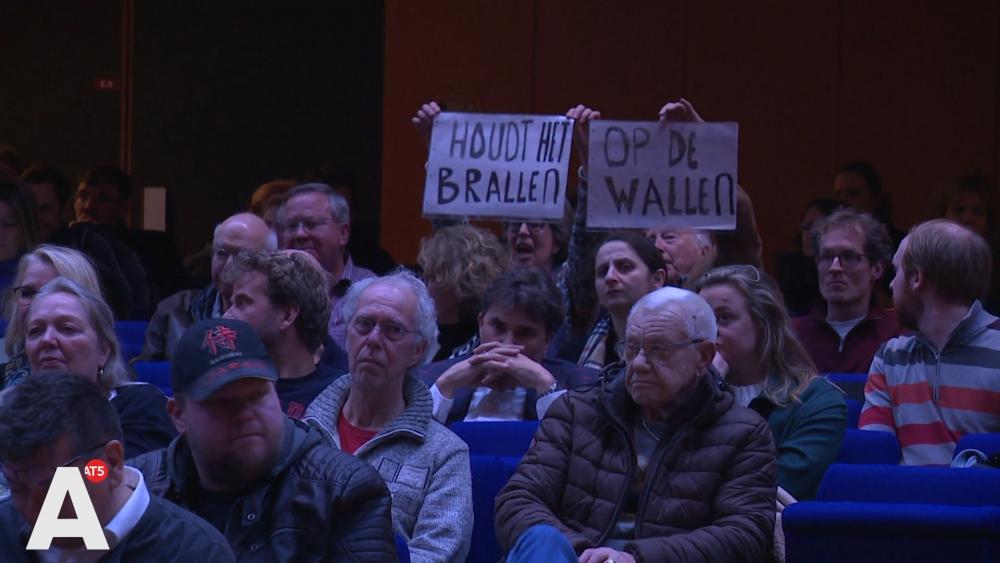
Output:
[579, 547, 637, 563]
[411, 101, 443, 147]
[658, 97, 704, 123]
[566, 104, 601, 176]
[477, 347, 555, 393]
[436, 341, 521, 397]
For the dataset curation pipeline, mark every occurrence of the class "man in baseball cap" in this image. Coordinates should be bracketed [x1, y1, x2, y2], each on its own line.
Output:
[130, 318, 397, 561]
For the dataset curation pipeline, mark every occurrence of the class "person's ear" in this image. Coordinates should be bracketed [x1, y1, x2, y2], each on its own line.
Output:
[477, 312, 485, 332]
[652, 268, 667, 288]
[339, 223, 351, 246]
[909, 267, 925, 292]
[166, 397, 186, 435]
[279, 304, 299, 332]
[871, 260, 885, 282]
[696, 340, 716, 370]
[104, 439, 126, 488]
[99, 341, 112, 369]
[409, 339, 428, 370]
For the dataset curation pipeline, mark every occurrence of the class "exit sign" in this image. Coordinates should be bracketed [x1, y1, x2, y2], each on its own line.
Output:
[92, 78, 120, 91]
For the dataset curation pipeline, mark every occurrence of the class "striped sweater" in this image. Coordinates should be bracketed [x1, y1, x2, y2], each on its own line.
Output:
[859, 300, 1000, 465]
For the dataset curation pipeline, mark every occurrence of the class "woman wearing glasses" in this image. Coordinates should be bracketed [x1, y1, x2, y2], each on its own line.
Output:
[696, 265, 847, 500]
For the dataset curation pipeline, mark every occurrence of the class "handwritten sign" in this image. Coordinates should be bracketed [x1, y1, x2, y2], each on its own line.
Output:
[423, 112, 572, 220]
[587, 121, 739, 230]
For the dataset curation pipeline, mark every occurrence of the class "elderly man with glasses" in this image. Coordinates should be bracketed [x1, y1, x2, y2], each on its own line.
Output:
[278, 183, 376, 349]
[304, 270, 473, 563]
[495, 286, 777, 563]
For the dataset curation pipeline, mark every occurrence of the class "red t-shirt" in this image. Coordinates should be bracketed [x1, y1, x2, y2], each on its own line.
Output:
[337, 412, 378, 455]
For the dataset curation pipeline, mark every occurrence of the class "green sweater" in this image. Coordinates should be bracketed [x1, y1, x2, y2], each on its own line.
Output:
[750, 376, 847, 500]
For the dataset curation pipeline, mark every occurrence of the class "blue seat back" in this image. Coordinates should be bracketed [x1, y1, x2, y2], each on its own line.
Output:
[115, 320, 148, 361]
[817, 463, 1000, 506]
[835, 429, 899, 464]
[845, 399, 862, 429]
[450, 421, 540, 563]
[132, 361, 172, 396]
[824, 372, 867, 402]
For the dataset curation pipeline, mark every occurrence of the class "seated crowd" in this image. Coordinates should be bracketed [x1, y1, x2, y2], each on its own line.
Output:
[0, 96, 997, 563]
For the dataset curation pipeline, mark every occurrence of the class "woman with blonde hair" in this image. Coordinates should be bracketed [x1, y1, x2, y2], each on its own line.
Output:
[24, 277, 175, 457]
[418, 224, 510, 361]
[2, 244, 103, 388]
[696, 265, 846, 500]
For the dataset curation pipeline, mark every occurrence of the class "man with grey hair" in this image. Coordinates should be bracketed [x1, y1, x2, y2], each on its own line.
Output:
[794, 208, 902, 373]
[645, 228, 718, 289]
[141, 212, 274, 361]
[278, 183, 375, 348]
[303, 270, 473, 563]
[496, 286, 777, 563]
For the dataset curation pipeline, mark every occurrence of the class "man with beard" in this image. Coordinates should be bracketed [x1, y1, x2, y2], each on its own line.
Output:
[794, 209, 903, 373]
[860, 219, 1000, 465]
[130, 318, 396, 560]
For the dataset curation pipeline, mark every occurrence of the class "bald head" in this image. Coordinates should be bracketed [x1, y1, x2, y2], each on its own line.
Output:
[212, 213, 275, 297]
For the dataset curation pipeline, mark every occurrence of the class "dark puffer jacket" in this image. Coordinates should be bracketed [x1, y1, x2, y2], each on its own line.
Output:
[130, 417, 396, 562]
[495, 370, 777, 562]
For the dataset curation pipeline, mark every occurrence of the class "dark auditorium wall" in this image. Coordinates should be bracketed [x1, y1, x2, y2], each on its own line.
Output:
[381, 0, 1000, 267]
[1, 2, 385, 262]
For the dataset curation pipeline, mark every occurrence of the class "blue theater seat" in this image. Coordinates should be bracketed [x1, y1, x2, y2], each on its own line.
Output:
[132, 361, 171, 396]
[783, 464, 1000, 563]
[835, 429, 900, 465]
[450, 421, 539, 563]
[115, 320, 148, 361]
[845, 398, 862, 429]
[824, 372, 867, 403]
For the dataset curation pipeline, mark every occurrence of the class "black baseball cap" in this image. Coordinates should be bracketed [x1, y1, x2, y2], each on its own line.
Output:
[171, 318, 278, 400]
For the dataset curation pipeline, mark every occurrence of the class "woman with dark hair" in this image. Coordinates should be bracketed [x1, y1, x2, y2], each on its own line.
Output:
[0, 181, 39, 294]
[578, 232, 666, 371]
[697, 265, 846, 500]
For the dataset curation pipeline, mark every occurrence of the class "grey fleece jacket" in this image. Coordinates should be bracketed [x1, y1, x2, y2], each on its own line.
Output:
[303, 374, 473, 563]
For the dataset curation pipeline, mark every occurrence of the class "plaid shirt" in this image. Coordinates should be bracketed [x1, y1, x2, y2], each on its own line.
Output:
[328, 256, 376, 348]
[578, 313, 614, 371]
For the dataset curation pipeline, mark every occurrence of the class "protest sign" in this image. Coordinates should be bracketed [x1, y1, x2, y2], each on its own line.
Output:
[423, 112, 572, 221]
[587, 121, 739, 230]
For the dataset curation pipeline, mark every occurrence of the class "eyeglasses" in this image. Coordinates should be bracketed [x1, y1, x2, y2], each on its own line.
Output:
[349, 317, 419, 342]
[622, 339, 703, 364]
[1, 441, 108, 490]
[503, 221, 549, 234]
[12, 285, 41, 302]
[817, 250, 868, 269]
[280, 217, 335, 235]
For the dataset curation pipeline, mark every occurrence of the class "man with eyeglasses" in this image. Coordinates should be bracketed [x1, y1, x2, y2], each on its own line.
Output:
[496, 286, 777, 563]
[793, 208, 903, 373]
[303, 271, 474, 563]
[131, 318, 396, 560]
[0, 372, 235, 561]
[140, 212, 274, 361]
[222, 250, 348, 418]
[278, 183, 375, 349]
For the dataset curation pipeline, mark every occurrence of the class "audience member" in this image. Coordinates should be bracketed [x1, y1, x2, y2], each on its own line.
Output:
[304, 271, 473, 563]
[644, 228, 716, 288]
[140, 212, 273, 361]
[19, 164, 73, 242]
[278, 182, 376, 348]
[793, 209, 903, 373]
[577, 233, 666, 371]
[248, 177, 296, 236]
[417, 267, 598, 424]
[776, 197, 845, 316]
[495, 287, 777, 562]
[418, 224, 510, 361]
[502, 213, 570, 273]
[0, 373, 235, 562]
[0, 181, 39, 293]
[833, 161, 904, 243]
[3, 245, 103, 388]
[935, 172, 1000, 313]
[130, 318, 397, 560]
[25, 277, 176, 457]
[223, 251, 347, 418]
[860, 219, 1000, 465]
[0, 146, 25, 181]
[697, 265, 846, 499]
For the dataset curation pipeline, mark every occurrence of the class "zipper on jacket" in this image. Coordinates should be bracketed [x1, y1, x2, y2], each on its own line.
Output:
[595, 408, 636, 547]
[633, 418, 693, 536]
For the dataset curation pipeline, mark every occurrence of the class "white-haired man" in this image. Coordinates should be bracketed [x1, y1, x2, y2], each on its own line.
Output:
[304, 271, 473, 563]
[496, 286, 777, 563]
